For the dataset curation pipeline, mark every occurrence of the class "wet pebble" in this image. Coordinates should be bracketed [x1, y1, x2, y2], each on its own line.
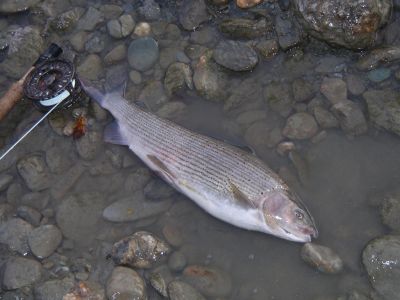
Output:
[0, 203, 14, 223]
[380, 192, 400, 231]
[168, 251, 187, 272]
[219, 18, 271, 40]
[346, 74, 366, 96]
[313, 106, 339, 129]
[62, 280, 106, 300]
[357, 46, 400, 71]
[149, 265, 173, 297]
[77, 54, 103, 80]
[77, 7, 104, 31]
[282, 112, 318, 140]
[75, 129, 103, 160]
[0, 218, 33, 255]
[263, 82, 293, 117]
[367, 68, 391, 82]
[128, 37, 159, 71]
[182, 265, 232, 297]
[236, 0, 263, 8]
[179, 0, 208, 31]
[16, 205, 41, 226]
[107, 14, 135, 39]
[168, 281, 206, 300]
[292, 78, 315, 102]
[104, 44, 126, 65]
[17, 154, 52, 191]
[134, 22, 152, 37]
[138, 0, 161, 21]
[28, 225, 62, 259]
[35, 277, 75, 300]
[275, 14, 302, 50]
[213, 40, 258, 71]
[164, 62, 193, 96]
[106, 267, 147, 300]
[3, 257, 42, 290]
[103, 191, 172, 222]
[301, 243, 343, 274]
[0, 174, 13, 192]
[129, 70, 142, 84]
[256, 39, 279, 58]
[138, 80, 168, 111]
[331, 100, 368, 136]
[162, 223, 184, 247]
[111, 231, 171, 269]
[144, 178, 176, 200]
[276, 141, 295, 156]
[320, 77, 347, 105]
[362, 235, 400, 300]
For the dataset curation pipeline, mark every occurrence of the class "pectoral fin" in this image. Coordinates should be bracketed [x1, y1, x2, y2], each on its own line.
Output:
[147, 154, 177, 181]
[229, 181, 255, 208]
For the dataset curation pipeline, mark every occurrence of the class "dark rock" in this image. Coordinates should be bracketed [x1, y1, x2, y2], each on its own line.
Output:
[168, 251, 187, 272]
[16, 206, 41, 226]
[320, 77, 347, 105]
[362, 235, 400, 300]
[28, 225, 62, 259]
[292, 78, 314, 102]
[363, 89, 400, 136]
[0, 218, 33, 255]
[50, 7, 85, 32]
[381, 191, 400, 231]
[367, 68, 391, 82]
[219, 18, 271, 39]
[313, 106, 339, 129]
[357, 46, 400, 71]
[75, 129, 103, 160]
[293, 0, 392, 49]
[263, 82, 293, 117]
[149, 265, 173, 297]
[107, 14, 135, 39]
[111, 231, 171, 269]
[77, 7, 104, 31]
[17, 154, 52, 192]
[85, 33, 105, 54]
[128, 37, 159, 71]
[162, 223, 184, 247]
[346, 74, 366, 96]
[331, 100, 368, 135]
[104, 44, 126, 65]
[107, 267, 147, 300]
[138, 0, 161, 21]
[144, 178, 176, 200]
[179, 0, 209, 31]
[0, 174, 13, 192]
[301, 243, 343, 274]
[213, 40, 258, 71]
[164, 62, 193, 96]
[0, 203, 14, 224]
[34, 277, 75, 300]
[77, 54, 103, 81]
[168, 281, 206, 300]
[275, 13, 303, 50]
[190, 26, 218, 45]
[3, 257, 42, 290]
[256, 39, 279, 58]
[0, 0, 40, 13]
[138, 80, 168, 111]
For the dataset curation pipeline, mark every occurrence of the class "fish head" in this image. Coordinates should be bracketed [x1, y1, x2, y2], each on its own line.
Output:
[261, 191, 318, 242]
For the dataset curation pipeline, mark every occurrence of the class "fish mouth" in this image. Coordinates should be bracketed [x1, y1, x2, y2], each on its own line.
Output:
[282, 227, 317, 243]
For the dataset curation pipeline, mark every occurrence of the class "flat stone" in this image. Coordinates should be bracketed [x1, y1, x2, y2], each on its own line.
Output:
[3, 257, 42, 290]
[128, 37, 159, 71]
[104, 44, 127, 65]
[263, 82, 293, 117]
[331, 100, 367, 136]
[106, 267, 147, 299]
[346, 74, 366, 96]
[0, 174, 13, 192]
[34, 277, 75, 300]
[367, 68, 392, 82]
[77, 7, 104, 31]
[77, 54, 103, 81]
[107, 14, 135, 39]
[168, 281, 206, 300]
[282, 112, 318, 140]
[17, 154, 52, 192]
[28, 225, 62, 259]
[320, 77, 347, 105]
[179, 0, 209, 31]
[301, 243, 343, 274]
[16, 205, 41, 226]
[213, 40, 258, 71]
[0, 218, 33, 255]
[219, 18, 271, 39]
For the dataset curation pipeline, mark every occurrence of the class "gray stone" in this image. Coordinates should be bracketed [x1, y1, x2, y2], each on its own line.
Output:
[107, 267, 147, 300]
[168, 281, 206, 300]
[362, 235, 400, 300]
[381, 192, 400, 231]
[138, 0, 161, 21]
[275, 13, 302, 50]
[149, 265, 173, 297]
[17, 154, 51, 192]
[320, 77, 347, 105]
[138, 80, 168, 111]
[0, 174, 13, 192]
[224, 78, 263, 111]
[50, 7, 85, 32]
[331, 100, 368, 136]
[144, 178, 176, 200]
[292, 78, 314, 102]
[164, 62, 193, 96]
[0, 0, 40, 13]
[190, 26, 218, 45]
[77, 54, 103, 81]
[128, 37, 159, 71]
[363, 89, 400, 136]
[129, 70, 142, 84]
[105, 64, 128, 91]
[104, 44, 127, 65]
[6, 183, 23, 206]
[3, 257, 42, 290]
[313, 106, 339, 129]
[34, 277, 75, 300]
[162, 223, 184, 248]
[346, 74, 366, 96]
[0, 26, 45, 79]
[301, 243, 343, 274]
[357, 46, 400, 71]
[61, 280, 106, 300]
[236, 110, 267, 126]
[293, 0, 392, 49]
[85, 33, 105, 54]
[219, 18, 271, 40]
[107, 14, 135, 39]
[103, 191, 172, 222]
[367, 68, 391, 82]
[263, 82, 293, 117]
[282, 112, 318, 140]
[56, 193, 106, 243]
[0, 204, 14, 224]
[100, 4, 123, 19]
[182, 265, 232, 298]
[157, 101, 187, 120]
[256, 39, 279, 58]
[28, 225, 62, 259]
[244, 122, 283, 150]
[124, 167, 151, 193]
[46, 144, 73, 174]
[50, 164, 85, 200]
[75, 129, 103, 160]
[213, 40, 258, 72]
[17, 206, 41, 226]
[77, 7, 104, 31]
[179, 0, 209, 31]
[168, 251, 187, 272]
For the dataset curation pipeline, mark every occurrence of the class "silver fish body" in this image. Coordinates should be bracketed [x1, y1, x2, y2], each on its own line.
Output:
[84, 85, 318, 242]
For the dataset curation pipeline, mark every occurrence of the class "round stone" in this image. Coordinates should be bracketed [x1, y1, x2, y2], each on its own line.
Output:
[213, 40, 258, 71]
[282, 112, 318, 140]
[301, 243, 343, 274]
[106, 267, 147, 300]
[128, 37, 159, 71]
[168, 281, 206, 300]
[28, 225, 63, 259]
[3, 257, 42, 290]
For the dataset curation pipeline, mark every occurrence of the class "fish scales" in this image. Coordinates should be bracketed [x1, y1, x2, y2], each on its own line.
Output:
[83, 84, 318, 242]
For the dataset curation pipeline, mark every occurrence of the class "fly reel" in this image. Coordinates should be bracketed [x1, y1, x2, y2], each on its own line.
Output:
[23, 59, 86, 112]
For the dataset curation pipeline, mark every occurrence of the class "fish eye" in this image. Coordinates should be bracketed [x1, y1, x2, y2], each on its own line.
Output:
[295, 210, 304, 220]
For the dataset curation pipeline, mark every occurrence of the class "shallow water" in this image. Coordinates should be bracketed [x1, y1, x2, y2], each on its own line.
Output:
[0, 1, 399, 299]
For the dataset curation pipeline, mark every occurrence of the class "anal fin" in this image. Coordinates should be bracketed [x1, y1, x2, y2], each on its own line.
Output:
[104, 121, 129, 146]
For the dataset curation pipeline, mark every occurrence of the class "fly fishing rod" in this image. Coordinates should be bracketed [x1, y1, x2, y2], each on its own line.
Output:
[0, 43, 87, 160]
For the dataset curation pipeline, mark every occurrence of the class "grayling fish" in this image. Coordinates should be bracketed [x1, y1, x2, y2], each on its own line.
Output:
[83, 84, 318, 242]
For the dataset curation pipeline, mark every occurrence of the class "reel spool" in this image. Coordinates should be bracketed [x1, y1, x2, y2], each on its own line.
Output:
[23, 59, 86, 112]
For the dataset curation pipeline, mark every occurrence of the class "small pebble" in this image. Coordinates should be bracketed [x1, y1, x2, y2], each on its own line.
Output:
[301, 243, 343, 274]
[367, 68, 391, 82]
[168, 251, 187, 272]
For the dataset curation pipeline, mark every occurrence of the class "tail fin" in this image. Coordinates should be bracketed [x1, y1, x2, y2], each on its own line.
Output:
[80, 79, 108, 108]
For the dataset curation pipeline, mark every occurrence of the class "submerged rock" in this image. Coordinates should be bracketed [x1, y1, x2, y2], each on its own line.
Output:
[3, 257, 42, 290]
[362, 235, 400, 300]
[219, 18, 271, 39]
[107, 14, 135, 39]
[236, 0, 263, 8]
[381, 191, 400, 231]
[357, 46, 400, 71]
[111, 231, 171, 269]
[301, 243, 343, 274]
[331, 100, 368, 136]
[0, 218, 33, 255]
[179, 0, 209, 31]
[263, 82, 293, 117]
[293, 0, 392, 49]
[282, 112, 318, 140]
[62, 280, 106, 300]
[363, 89, 400, 137]
[275, 13, 303, 50]
[128, 37, 159, 71]
[107, 267, 147, 300]
[164, 62, 193, 96]
[28, 225, 62, 259]
[320, 77, 347, 105]
[35, 277, 75, 300]
[182, 265, 232, 298]
[213, 40, 258, 71]
[0, 0, 40, 13]
[149, 265, 173, 297]
[168, 281, 206, 300]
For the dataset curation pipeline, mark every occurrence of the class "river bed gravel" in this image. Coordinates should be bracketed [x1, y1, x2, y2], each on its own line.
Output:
[1, 0, 400, 299]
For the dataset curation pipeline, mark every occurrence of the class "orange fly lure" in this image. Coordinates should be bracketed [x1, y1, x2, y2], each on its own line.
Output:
[72, 115, 87, 139]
